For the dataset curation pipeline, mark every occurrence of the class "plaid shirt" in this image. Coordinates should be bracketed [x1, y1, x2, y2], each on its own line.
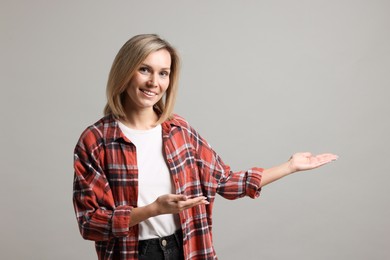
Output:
[73, 114, 263, 260]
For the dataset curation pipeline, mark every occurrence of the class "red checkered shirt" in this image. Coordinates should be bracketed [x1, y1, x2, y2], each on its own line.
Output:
[73, 114, 263, 259]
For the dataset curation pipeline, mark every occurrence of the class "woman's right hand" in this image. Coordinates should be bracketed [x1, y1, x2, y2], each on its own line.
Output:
[128, 194, 209, 227]
[152, 194, 209, 215]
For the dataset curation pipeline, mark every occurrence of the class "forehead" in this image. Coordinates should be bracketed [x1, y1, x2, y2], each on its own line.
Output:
[142, 49, 171, 69]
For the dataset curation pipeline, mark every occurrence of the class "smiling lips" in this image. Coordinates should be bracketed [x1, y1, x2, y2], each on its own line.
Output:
[140, 89, 157, 97]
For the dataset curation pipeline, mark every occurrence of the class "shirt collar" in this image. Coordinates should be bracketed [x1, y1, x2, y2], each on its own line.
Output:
[162, 114, 181, 134]
[103, 114, 181, 143]
[100, 114, 129, 144]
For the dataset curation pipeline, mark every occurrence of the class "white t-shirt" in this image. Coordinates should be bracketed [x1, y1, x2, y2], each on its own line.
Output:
[118, 121, 180, 240]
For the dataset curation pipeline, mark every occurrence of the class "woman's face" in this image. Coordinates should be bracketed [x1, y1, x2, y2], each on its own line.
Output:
[125, 49, 171, 112]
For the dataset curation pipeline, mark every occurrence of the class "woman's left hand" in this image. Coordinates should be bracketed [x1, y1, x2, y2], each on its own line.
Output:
[288, 152, 338, 173]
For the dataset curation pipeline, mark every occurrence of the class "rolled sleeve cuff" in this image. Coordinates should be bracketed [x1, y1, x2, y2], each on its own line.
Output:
[112, 205, 133, 237]
[246, 167, 263, 198]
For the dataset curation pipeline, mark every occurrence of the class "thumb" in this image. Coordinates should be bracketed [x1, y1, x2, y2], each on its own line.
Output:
[172, 194, 187, 202]
[301, 152, 312, 157]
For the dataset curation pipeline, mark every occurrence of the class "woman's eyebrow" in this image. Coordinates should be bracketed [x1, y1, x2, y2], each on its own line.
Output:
[140, 63, 170, 71]
[140, 63, 151, 68]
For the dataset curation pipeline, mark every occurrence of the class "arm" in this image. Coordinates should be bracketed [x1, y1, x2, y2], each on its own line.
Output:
[127, 195, 209, 227]
[74, 128, 210, 236]
[188, 124, 337, 197]
[260, 152, 339, 187]
[187, 124, 263, 200]
[73, 131, 132, 241]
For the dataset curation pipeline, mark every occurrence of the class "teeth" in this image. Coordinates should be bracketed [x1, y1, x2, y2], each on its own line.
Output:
[141, 89, 156, 96]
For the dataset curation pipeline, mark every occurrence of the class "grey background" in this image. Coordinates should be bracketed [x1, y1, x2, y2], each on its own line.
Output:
[1, 0, 389, 259]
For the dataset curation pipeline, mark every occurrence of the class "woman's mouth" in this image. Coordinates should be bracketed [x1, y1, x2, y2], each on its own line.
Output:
[140, 89, 157, 97]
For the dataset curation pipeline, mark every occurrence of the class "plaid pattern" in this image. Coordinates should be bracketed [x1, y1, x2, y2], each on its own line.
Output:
[73, 114, 263, 260]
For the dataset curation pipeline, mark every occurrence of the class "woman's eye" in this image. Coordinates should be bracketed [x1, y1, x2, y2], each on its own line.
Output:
[160, 71, 170, 77]
[139, 67, 150, 74]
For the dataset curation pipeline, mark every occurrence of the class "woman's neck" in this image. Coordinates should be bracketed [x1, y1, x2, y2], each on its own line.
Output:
[121, 108, 159, 130]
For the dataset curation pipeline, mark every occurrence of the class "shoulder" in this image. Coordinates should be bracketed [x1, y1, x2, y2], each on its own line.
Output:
[168, 114, 190, 128]
[165, 114, 208, 146]
[75, 115, 117, 152]
[166, 114, 198, 134]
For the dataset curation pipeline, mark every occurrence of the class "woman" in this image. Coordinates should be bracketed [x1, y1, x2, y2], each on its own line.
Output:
[73, 34, 338, 260]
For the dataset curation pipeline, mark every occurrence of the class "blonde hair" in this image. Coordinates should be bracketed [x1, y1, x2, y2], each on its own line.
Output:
[104, 34, 180, 124]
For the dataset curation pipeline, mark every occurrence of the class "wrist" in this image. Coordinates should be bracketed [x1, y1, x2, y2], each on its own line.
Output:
[285, 160, 297, 175]
[148, 200, 160, 217]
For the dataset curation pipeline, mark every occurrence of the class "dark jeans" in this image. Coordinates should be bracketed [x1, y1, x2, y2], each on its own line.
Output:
[138, 229, 184, 260]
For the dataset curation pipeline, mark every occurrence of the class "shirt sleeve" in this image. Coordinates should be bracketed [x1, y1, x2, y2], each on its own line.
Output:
[73, 129, 133, 241]
[189, 125, 263, 200]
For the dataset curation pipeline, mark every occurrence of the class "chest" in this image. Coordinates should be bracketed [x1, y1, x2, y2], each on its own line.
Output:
[103, 129, 201, 205]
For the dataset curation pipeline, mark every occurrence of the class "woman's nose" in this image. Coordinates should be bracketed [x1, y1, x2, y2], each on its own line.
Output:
[147, 76, 157, 88]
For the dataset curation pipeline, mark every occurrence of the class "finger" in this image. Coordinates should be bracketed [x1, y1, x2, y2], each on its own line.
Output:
[170, 194, 188, 202]
[178, 196, 208, 208]
[314, 156, 338, 167]
[316, 153, 338, 158]
[303, 152, 313, 157]
[316, 154, 339, 162]
[187, 199, 209, 208]
[180, 200, 209, 211]
[184, 196, 207, 204]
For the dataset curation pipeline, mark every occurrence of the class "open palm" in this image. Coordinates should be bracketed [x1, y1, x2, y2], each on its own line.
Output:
[289, 152, 338, 172]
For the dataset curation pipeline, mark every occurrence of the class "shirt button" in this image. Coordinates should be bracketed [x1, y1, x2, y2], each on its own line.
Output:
[161, 239, 167, 247]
